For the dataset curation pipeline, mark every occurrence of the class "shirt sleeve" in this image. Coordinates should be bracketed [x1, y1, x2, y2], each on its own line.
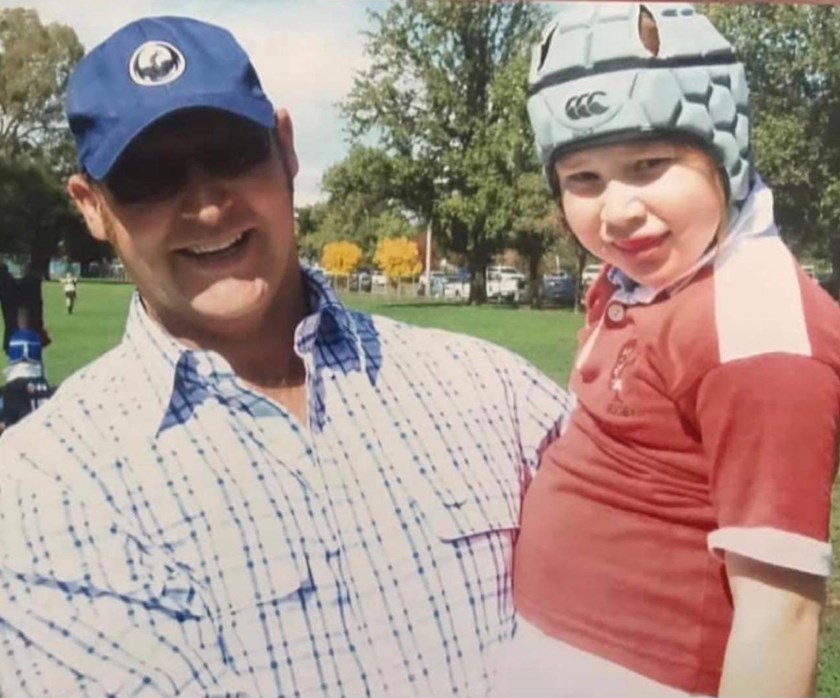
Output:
[697, 354, 840, 576]
[0, 463, 231, 697]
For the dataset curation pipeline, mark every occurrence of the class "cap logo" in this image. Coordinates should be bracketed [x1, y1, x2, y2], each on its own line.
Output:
[129, 41, 185, 86]
[565, 91, 610, 120]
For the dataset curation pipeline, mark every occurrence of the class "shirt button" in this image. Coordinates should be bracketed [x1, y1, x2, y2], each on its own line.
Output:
[606, 302, 626, 324]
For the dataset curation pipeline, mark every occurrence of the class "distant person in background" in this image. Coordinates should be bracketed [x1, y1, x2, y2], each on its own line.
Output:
[0, 262, 17, 353]
[62, 272, 79, 314]
[16, 259, 50, 349]
[0, 308, 53, 436]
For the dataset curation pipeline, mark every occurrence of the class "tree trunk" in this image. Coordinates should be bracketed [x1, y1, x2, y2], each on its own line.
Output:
[528, 251, 542, 309]
[469, 262, 487, 305]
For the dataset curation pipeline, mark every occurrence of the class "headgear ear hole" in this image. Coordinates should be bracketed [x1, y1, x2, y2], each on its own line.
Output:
[638, 6, 660, 57]
[538, 26, 556, 71]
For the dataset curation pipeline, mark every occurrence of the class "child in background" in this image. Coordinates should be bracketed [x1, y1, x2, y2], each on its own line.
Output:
[502, 4, 840, 697]
[62, 272, 78, 314]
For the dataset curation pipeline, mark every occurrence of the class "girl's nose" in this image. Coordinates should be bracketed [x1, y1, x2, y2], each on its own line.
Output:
[600, 181, 646, 235]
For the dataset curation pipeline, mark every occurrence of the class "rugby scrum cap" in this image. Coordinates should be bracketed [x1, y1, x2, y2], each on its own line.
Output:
[66, 16, 276, 180]
[528, 2, 754, 211]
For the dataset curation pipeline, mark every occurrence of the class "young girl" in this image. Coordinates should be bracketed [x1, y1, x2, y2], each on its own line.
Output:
[502, 4, 840, 697]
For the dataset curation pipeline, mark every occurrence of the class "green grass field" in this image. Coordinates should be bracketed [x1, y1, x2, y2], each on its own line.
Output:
[32, 280, 584, 387]
[6, 280, 840, 695]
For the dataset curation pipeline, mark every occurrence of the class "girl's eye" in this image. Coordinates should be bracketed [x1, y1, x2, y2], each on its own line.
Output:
[635, 157, 670, 172]
[564, 171, 599, 185]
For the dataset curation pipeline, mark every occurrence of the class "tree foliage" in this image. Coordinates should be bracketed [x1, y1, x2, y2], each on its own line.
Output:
[304, 146, 416, 264]
[321, 240, 363, 276]
[0, 8, 83, 168]
[705, 4, 840, 281]
[0, 8, 91, 267]
[343, 0, 548, 302]
[0, 155, 93, 270]
[373, 236, 422, 281]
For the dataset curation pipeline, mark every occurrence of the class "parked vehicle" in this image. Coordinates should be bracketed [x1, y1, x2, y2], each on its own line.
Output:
[349, 271, 372, 293]
[371, 271, 387, 288]
[443, 272, 470, 299]
[539, 273, 577, 307]
[581, 263, 605, 287]
[486, 265, 525, 303]
[418, 270, 446, 296]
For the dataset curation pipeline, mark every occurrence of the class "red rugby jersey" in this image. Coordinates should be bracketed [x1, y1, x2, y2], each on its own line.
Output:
[513, 223, 840, 694]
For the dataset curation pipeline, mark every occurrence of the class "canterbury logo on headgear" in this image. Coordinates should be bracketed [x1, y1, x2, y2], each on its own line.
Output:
[565, 91, 610, 120]
[129, 41, 186, 86]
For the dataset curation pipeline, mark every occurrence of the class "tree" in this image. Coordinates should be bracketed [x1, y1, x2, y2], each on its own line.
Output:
[0, 8, 84, 170]
[343, 1, 548, 303]
[0, 8, 91, 268]
[511, 172, 554, 307]
[295, 201, 328, 264]
[705, 5, 840, 290]
[373, 237, 422, 285]
[321, 240, 363, 276]
[0, 155, 90, 269]
[317, 146, 415, 261]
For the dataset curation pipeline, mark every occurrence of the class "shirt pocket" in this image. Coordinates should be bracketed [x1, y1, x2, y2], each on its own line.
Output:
[408, 450, 521, 541]
[156, 508, 312, 617]
[404, 455, 521, 639]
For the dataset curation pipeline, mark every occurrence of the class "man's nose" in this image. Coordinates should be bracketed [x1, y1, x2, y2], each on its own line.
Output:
[179, 163, 233, 226]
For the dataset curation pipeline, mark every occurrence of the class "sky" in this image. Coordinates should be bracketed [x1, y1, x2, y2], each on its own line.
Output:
[0, 0, 389, 206]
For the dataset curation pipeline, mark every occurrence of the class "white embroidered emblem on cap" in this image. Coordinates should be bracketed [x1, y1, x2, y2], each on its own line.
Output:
[129, 41, 186, 86]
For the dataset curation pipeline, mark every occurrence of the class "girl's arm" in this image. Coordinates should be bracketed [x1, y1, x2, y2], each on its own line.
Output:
[719, 551, 825, 698]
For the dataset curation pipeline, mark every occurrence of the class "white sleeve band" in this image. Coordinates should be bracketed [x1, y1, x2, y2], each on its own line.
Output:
[707, 526, 833, 577]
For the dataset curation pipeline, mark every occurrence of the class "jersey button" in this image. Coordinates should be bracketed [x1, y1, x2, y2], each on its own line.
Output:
[606, 302, 626, 325]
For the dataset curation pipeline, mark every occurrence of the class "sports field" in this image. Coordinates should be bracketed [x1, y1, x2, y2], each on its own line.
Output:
[5, 280, 840, 695]
[35, 280, 583, 387]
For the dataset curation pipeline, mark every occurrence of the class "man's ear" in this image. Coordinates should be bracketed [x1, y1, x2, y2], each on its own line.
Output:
[67, 174, 110, 243]
[274, 108, 299, 180]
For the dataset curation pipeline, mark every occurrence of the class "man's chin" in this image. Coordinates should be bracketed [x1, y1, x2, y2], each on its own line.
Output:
[186, 279, 273, 326]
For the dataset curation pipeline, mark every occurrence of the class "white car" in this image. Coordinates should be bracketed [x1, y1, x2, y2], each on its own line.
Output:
[581, 263, 605, 286]
[418, 270, 446, 296]
[371, 271, 387, 287]
[443, 274, 470, 299]
[486, 265, 525, 302]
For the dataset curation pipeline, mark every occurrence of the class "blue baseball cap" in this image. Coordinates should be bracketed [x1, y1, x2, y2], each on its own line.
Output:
[66, 16, 276, 180]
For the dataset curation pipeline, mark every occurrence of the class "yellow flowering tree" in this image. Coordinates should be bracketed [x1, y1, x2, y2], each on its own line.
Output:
[321, 240, 363, 276]
[373, 237, 422, 284]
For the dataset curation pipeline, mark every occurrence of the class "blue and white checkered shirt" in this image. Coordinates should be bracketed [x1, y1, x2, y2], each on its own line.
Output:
[0, 269, 571, 697]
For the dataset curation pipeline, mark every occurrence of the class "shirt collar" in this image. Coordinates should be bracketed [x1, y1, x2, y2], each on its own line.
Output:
[603, 176, 778, 307]
[122, 265, 365, 438]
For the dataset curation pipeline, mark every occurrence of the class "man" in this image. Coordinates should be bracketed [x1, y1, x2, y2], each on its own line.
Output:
[0, 16, 572, 697]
